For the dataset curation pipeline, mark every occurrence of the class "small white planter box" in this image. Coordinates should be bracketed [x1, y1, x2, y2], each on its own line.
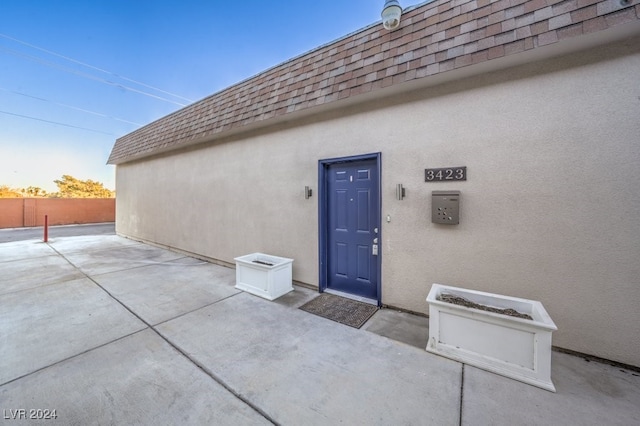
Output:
[426, 283, 557, 392]
[234, 253, 294, 301]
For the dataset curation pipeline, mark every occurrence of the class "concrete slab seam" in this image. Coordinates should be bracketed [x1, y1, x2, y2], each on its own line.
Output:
[47, 242, 277, 425]
[154, 328, 279, 425]
[151, 292, 243, 327]
[459, 363, 464, 426]
[117, 234, 237, 270]
[0, 253, 57, 264]
[0, 329, 149, 387]
[0, 277, 79, 297]
[48, 243, 140, 256]
[87, 257, 213, 277]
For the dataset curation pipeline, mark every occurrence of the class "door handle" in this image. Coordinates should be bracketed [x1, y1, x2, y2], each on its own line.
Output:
[372, 244, 378, 256]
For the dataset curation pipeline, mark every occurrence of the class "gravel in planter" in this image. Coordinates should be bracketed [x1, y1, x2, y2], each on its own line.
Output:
[437, 293, 533, 320]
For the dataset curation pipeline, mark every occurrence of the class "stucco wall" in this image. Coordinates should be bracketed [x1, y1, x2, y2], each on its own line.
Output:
[116, 39, 640, 367]
[0, 198, 115, 229]
[0, 199, 25, 228]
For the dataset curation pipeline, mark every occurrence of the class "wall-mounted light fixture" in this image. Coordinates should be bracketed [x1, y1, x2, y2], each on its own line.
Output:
[396, 184, 406, 200]
[382, 0, 403, 31]
[305, 186, 313, 199]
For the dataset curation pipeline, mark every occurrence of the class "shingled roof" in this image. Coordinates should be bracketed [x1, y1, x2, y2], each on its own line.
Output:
[108, 0, 640, 164]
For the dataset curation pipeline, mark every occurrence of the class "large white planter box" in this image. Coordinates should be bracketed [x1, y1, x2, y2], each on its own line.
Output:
[426, 283, 557, 392]
[234, 253, 294, 301]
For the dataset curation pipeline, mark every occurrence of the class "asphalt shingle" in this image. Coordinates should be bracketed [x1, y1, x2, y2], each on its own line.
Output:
[107, 0, 640, 165]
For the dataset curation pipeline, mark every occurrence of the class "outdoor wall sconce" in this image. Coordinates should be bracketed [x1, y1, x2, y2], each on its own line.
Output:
[396, 184, 406, 200]
[382, 0, 403, 31]
[305, 186, 313, 199]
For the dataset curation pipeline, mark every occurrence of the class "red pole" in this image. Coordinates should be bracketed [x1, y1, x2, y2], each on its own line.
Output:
[44, 215, 48, 242]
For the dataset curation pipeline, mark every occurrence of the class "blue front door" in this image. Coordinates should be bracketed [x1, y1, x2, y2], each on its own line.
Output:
[322, 156, 380, 301]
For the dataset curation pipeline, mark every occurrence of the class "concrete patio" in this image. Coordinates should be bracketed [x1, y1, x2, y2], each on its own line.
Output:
[1, 235, 639, 425]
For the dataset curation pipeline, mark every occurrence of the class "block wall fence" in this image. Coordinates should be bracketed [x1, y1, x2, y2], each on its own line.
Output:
[0, 198, 115, 229]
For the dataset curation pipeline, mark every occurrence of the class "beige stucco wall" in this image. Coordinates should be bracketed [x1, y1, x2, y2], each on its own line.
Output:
[116, 38, 640, 367]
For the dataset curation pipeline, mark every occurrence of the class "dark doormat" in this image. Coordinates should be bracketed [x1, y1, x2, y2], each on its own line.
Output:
[299, 293, 378, 329]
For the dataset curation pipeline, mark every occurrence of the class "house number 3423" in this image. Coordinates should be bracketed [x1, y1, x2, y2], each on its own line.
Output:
[425, 167, 467, 182]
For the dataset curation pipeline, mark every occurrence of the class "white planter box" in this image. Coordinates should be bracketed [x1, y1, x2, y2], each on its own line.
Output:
[426, 283, 557, 392]
[234, 253, 294, 301]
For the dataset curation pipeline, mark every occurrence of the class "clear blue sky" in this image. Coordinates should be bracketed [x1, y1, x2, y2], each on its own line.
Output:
[0, 0, 419, 192]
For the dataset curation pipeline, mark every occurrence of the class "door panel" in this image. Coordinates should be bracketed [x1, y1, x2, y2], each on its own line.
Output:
[357, 245, 370, 280]
[325, 158, 379, 299]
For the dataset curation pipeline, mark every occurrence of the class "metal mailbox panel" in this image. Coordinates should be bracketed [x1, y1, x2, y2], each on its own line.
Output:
[432, 191, 460, 225]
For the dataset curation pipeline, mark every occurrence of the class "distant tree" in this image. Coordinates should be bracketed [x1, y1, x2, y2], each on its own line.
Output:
[52, 175, 114, 198]
[22, 186, 48, 197]
[0, 185, 23, 198]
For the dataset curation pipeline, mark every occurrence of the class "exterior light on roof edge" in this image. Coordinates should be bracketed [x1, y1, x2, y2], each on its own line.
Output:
[382, 0, 402, 31]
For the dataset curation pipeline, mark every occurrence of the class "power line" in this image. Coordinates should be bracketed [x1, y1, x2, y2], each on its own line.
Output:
[0, 110, 115, 136]
[0, 45, 189, 107]
[0, 87, 143, 126]
[0, 32, 194, 104]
